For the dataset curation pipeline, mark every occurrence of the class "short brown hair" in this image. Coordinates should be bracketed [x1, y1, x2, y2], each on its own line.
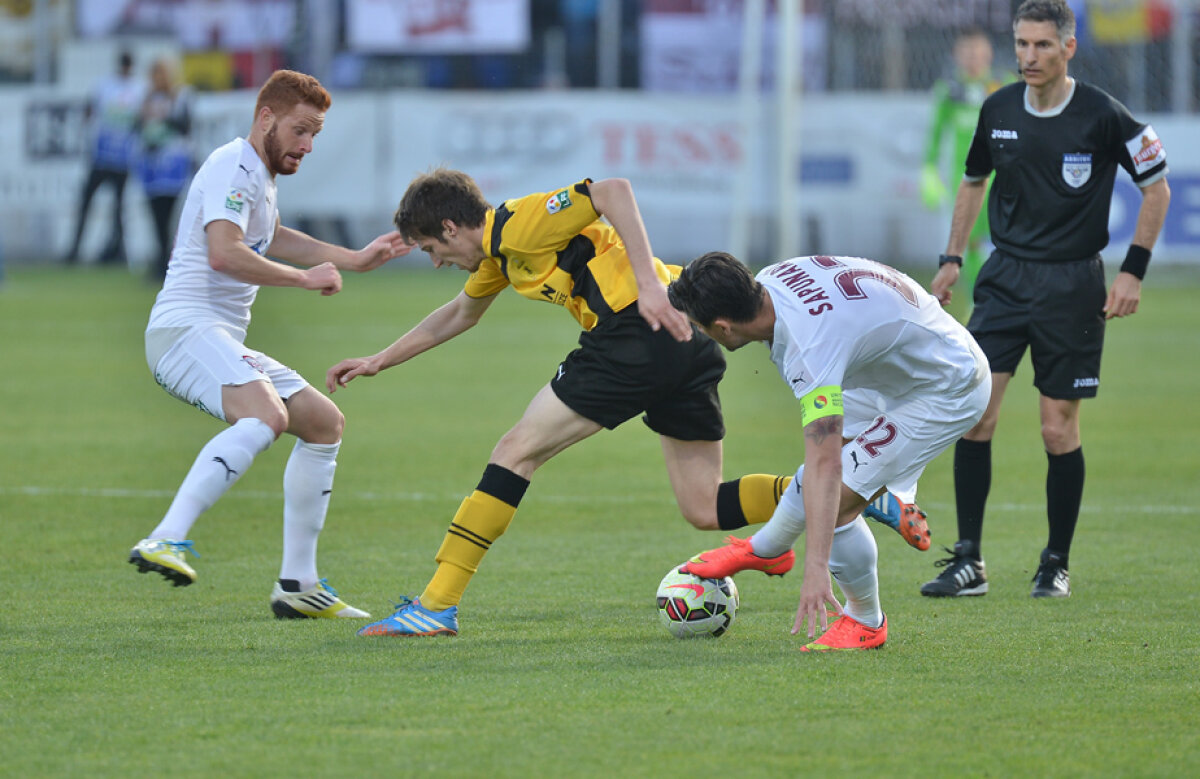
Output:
[254, 69, 331, 119]
[393, 168, 490, 241]
[1014, 0, 1076, 43]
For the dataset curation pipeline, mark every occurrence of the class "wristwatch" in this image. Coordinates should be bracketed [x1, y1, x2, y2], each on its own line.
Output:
[938, 254, 963, 267]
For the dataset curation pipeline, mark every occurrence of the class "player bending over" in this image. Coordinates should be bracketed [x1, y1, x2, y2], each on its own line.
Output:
[672, 252, 990, 651]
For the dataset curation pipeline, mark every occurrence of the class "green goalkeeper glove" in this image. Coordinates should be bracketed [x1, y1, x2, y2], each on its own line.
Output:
[920, 163, 947, 210]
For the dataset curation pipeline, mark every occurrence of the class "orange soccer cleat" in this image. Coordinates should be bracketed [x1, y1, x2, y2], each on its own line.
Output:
[864, 492, 931, 551]
[680, 535, 795, 579]
[800, 613, 888, 652]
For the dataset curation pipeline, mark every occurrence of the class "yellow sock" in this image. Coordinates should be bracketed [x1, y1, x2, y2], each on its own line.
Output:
[420, 465, 528, 610]
[717, 474, 794, 529]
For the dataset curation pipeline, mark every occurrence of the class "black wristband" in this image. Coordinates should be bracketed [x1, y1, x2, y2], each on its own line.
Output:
[1120, 245, 1151, 280]
[938, 254, 963, 267]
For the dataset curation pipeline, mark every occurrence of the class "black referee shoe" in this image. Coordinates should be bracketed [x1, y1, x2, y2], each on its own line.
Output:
[1031, 549, 1071, 598]
[920, 540, 988, 597]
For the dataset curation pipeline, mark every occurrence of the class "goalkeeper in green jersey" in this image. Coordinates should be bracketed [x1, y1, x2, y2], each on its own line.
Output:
[922, 28, 1016, 303]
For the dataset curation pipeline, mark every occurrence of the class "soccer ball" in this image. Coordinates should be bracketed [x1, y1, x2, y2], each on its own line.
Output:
[655, 565, 739, 638]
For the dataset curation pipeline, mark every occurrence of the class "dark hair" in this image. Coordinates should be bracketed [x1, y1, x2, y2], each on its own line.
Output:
[254, 69, 331, 120]
[393, 167, 490, 241]
[1014, 0, 1076, 43]
[667, 251, 764, 327]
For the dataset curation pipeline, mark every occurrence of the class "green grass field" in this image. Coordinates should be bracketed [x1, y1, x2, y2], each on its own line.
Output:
[2, 264, 1198, 777]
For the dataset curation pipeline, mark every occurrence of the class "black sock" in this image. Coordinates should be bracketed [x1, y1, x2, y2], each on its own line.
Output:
[716, 481, 749, 530]
[1046, 447, 1085, 566]
[278, 578, 301, 593]
[954, 438, 991, 558]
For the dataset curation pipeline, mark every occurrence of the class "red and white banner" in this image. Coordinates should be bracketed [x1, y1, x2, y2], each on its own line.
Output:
[347, 0, 530, 54]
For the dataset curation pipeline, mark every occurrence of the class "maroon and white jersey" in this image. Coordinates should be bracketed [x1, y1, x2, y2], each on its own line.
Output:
[759, 255, 987, 414]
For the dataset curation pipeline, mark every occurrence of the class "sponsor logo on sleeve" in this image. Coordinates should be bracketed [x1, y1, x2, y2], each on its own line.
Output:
[225, 189, 247, 214]
[1127, 125, 1166, 175]
[1062, 153, 1092, 188]
[545, 190, 572, 214]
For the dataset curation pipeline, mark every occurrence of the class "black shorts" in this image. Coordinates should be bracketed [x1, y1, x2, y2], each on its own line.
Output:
[550, 303, 726, 440]
[967, 250, 1106, 399]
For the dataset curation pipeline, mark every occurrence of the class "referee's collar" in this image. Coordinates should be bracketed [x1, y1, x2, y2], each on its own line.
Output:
[1023, 77, 1076, 118]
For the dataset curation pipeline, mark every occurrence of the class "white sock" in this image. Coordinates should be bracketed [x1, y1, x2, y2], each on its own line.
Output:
[151, 418, 276, 540]
[828, 517, 882, 628]
[750, 465, 806, 557]
[279, 439, 339, 590]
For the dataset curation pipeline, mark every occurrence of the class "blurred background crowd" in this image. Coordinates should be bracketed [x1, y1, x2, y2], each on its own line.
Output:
[1, 0, 1197, 273]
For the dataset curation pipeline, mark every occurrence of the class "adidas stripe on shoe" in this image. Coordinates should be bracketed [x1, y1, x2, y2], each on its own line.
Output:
[920, 540, 988, 597]
[357, 596, 459, 637]
[270, 579, 370, 619]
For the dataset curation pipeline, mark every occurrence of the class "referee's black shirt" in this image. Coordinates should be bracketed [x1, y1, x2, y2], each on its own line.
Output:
[964, 80, 1168, 262]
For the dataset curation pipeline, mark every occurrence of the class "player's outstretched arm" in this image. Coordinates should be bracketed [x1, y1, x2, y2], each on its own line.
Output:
[588, 177, 692, 342]
[326, 290, 497, 392]
[207, 219, 341, 294]
[791, 414, 845, 639]
[268, 225, 413, 272]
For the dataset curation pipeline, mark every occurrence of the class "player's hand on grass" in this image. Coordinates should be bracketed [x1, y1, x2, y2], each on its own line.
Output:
[791, 568, 843, 639]
[931, 262, 960, 307]
[353, 231, 414, 272]
[638, 282, 692, 342]
[1104, 272, 1142, 319]
[304, 262, 343, 296]
[326, 357, 377, 392]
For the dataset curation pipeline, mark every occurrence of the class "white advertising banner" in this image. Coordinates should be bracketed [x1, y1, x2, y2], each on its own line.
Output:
[4, 88, 1198, 267]
[347, 0, 530, 54]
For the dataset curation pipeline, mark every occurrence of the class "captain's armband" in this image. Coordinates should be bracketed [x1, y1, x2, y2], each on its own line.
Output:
[799, 385, 843, 428]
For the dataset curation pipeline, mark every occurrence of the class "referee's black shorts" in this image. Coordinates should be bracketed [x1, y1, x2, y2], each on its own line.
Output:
[550, 302, 726, 441]
[967, 249, 1106, 399]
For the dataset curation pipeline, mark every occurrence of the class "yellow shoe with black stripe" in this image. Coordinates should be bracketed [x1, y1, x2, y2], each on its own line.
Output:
[128, 538, 198, 587]
[270, 579, 370, 619]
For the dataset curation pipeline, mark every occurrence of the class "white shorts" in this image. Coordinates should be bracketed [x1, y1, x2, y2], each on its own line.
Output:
[147, 325, 309, 422]
[839, 375, 991, 504]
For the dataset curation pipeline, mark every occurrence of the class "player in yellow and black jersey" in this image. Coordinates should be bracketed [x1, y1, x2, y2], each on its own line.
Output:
[326, 168, 792, 637]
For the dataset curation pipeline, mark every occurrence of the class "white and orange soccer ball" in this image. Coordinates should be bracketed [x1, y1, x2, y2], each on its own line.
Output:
[655, 565, 739, 638]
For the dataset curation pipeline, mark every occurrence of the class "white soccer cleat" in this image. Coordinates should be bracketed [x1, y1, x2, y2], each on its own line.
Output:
[270, 579, 371, 619]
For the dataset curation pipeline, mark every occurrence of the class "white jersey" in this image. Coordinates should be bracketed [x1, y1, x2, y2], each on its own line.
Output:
[146, 138, 278, 349]
[760, 256, 987, 406]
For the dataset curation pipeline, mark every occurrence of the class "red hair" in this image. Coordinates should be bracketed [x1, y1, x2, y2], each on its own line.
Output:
[254, 70, 331, 119]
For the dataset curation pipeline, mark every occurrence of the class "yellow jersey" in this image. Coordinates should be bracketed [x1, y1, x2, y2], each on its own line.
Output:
[463, 179, 679, 331]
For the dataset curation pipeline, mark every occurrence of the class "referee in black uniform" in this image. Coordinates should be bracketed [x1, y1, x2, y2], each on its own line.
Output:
[923, 0, 1170, 598]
